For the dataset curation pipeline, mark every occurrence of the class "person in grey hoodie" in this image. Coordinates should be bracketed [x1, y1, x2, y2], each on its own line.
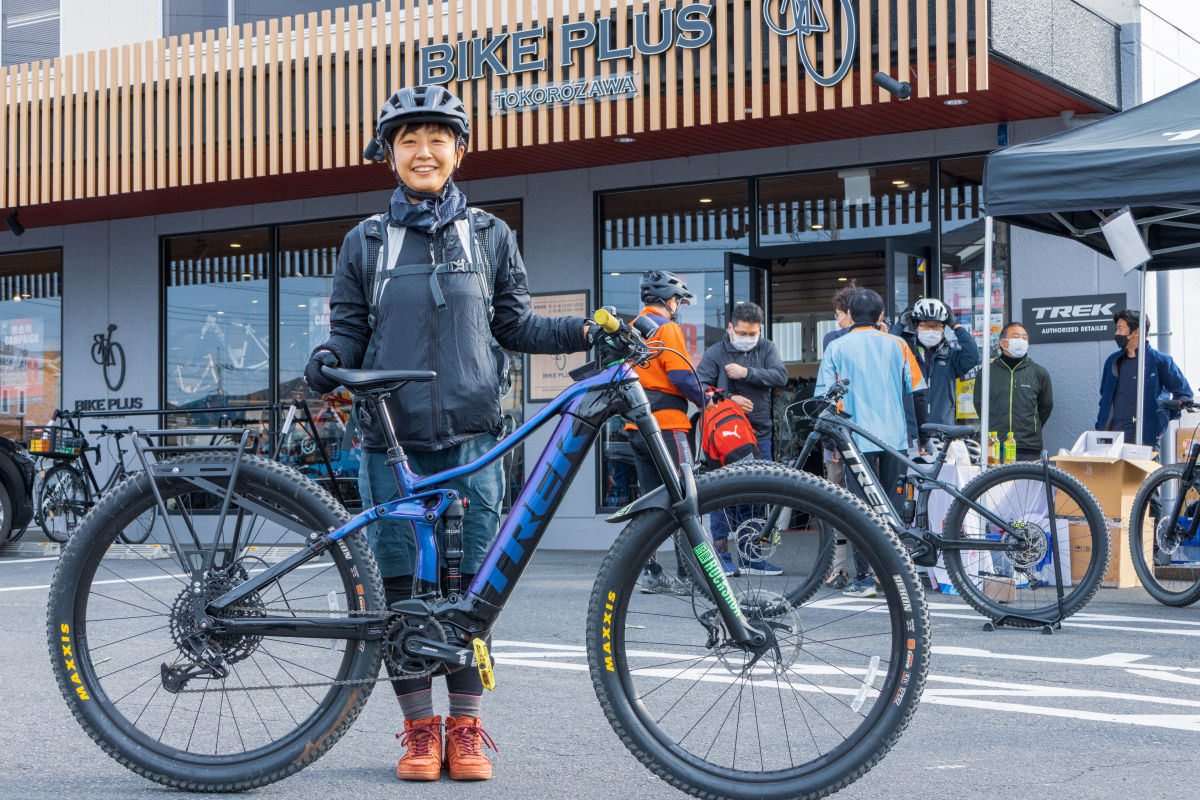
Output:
[695, 301, 788, 459]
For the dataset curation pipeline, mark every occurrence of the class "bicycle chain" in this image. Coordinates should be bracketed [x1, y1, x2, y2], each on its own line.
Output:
[177, 605, 408, 694]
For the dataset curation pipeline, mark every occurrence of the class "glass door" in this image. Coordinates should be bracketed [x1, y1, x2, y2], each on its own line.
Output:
[884, 239, 930, 324]
[724, 252, 771, 333]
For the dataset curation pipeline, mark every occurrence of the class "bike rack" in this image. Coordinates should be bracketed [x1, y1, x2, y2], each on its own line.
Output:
[130, 428, 258, 576]
[982, 451, 1068, 635]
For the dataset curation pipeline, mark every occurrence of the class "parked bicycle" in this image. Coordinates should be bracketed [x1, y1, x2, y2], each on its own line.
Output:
[785, 380, 1110, 624]
[47, 309, 929, 799]
[35, 413, 157, 544]
[1127, 398, 1200, 606]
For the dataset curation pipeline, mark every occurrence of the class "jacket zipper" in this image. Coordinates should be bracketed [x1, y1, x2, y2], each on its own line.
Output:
[428, 231, 442, 441]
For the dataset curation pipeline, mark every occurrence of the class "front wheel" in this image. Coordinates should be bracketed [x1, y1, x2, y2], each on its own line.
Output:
[942, 462, 1109, 623]
[39, 464, 90, 543]
[1128, 464, 1200, 606]
[588, 463, 929, 800]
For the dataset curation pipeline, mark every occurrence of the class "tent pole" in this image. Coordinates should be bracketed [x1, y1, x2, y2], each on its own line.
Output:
[1135, 264, 1148, 448]
[981, 216, 994, 466]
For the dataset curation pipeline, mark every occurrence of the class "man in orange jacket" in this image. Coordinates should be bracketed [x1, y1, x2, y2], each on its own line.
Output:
[625, 270, 704, 594]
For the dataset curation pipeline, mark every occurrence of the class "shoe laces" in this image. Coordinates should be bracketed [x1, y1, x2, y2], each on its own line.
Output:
[448, 720, 498, 757]
[396, 720, 440, 757]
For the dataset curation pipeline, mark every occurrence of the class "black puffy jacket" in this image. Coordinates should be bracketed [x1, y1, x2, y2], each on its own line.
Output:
[319, 205, 588, 452]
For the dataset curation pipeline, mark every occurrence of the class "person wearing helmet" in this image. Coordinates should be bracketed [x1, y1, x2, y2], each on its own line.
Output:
[892, 297, 980, 434]
[626, 270, 705, 593]
[304, 85, 596, 782]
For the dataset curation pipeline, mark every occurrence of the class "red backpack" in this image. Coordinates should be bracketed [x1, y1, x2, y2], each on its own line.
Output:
[701, 387, 761, 466]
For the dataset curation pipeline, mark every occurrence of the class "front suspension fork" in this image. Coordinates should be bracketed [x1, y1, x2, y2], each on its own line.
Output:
[630, 402, 767, 650]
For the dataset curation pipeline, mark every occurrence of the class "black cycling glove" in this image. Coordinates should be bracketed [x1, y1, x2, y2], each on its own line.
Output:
[304, 349, 341, 395]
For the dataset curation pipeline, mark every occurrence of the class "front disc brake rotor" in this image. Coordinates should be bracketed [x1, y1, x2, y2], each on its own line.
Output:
[714, 589, 803, 677]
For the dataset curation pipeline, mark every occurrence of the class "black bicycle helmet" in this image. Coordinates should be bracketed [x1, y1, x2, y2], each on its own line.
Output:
[363, 85, 471, 162]
[640, 270, 695, 306]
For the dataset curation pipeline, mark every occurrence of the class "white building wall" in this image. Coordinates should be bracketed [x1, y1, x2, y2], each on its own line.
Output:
[59, 0, 162, 57]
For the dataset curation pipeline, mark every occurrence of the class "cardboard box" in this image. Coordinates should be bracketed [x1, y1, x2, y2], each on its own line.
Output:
[1052, 455, 1160, 588]
[981, 574, 1016, 603]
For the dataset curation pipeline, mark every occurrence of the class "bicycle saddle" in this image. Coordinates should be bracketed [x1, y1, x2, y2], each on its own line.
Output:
[321, 366, 437, 393]
[920, 423, 975, 440]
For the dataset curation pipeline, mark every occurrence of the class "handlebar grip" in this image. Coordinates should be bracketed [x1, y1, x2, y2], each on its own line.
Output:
[1160, 398, 1183, 411]
[593, 308, 621, 334]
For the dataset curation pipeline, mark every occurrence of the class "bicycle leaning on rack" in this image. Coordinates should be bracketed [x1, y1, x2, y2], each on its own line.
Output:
[46, 309, 929, 799]
[33, 413, 157, 544]
[1127, 397, 1200, 606]
[783, 381, 1110, 625]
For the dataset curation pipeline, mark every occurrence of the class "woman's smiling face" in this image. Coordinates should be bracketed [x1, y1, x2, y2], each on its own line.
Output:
[389, 123, 464, 198]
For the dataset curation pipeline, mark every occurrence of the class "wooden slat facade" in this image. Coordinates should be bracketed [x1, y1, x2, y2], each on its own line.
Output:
[0, 0, 989, 209]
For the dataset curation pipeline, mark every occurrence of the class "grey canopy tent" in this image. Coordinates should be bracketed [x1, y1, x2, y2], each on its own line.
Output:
[979, 78, 1200, 453]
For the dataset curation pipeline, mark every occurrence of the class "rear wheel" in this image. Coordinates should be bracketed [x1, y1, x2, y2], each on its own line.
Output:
[942, 462, 1109, 623]
[588, 463, 928, 800]
[47, 454, 385, 791]
[0, 481, 12, 541]
[1128, 464, 1200, 606]
[39, 464, 90, 543]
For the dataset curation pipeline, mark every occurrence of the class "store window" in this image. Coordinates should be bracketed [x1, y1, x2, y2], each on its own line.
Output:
[938, 156, 1011, 354]
[0, 248, 61, 438]
[758, 162, 932, 246]
[164, 228, 271, 434]
[163, 202, 524, 509]
[597, 180, 749, 509]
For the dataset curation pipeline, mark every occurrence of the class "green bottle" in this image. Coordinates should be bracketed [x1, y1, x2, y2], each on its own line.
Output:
[1004, 432, 1017, 463]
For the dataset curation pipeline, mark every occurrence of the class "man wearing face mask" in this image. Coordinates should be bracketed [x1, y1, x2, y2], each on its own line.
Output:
[893, 297, 980, 435]
[1096, 309, 1192, 447]
[973, 322, 1053, 461]
[696, 301, 788, 461]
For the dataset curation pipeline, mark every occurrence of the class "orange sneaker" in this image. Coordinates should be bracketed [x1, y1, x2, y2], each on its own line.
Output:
[444, 715, 497, 780]
[395, 715, 443, 781]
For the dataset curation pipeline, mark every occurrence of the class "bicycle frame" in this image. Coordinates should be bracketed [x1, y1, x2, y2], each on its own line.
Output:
[794, 408, 1026, 550]
[206, 360, 765, 649]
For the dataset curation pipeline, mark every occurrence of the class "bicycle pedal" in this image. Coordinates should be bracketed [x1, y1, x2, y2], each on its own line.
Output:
[472, 638, 495, 691]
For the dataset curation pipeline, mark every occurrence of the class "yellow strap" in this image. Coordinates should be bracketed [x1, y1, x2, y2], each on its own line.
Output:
[472, 638, 496, 692]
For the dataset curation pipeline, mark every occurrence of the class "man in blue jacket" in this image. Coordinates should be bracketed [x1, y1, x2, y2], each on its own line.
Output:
[892, 298, 980, 436]
[1097, 309, 1192, 447]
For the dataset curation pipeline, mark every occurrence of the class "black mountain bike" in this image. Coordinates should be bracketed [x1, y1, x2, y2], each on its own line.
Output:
[47, 310, 929, 799]
[1127, 398, 1200, 606]
[38, 416, 157, 544]
[786, 381, 1110, 624]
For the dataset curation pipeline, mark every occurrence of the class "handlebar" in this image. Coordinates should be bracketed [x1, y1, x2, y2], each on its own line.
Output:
[1160, 397, 1199, 412]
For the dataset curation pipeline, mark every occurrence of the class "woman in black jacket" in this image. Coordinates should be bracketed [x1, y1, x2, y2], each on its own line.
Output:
[305, 85, 591, 782]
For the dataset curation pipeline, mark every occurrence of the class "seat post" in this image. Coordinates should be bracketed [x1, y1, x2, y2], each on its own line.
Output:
[372, 392, 408, 468]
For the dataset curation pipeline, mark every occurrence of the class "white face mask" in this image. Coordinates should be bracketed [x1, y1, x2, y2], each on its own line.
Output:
[730, 332, 759, 352]
[917, 329, 944, 348]
[1005, 338, 1029, 358]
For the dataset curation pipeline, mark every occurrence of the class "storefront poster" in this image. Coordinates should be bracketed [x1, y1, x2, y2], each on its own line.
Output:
[1021, 293, 1126, 344]
[309, 296, 331, 344]
[0, 317, 44, 401]
[528, 291, 590, 402]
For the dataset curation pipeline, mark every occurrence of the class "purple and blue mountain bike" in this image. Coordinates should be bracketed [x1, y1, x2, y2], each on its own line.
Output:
[47, 310, 929, 799]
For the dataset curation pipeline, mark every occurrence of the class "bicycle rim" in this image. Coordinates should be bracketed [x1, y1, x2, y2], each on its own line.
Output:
[47, 455, 384, 790]
[589, 465, 928, 800]
[943, 463, 1109, 622]
[1129, 466, 1200, 606]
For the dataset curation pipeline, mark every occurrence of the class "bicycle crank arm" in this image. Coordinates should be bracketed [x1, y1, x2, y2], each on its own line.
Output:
[403, 635, 478, 669]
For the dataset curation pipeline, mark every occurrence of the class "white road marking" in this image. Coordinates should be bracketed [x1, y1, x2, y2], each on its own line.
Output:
[0, 560, 330, 592]
[491, 638, 1200, 733]
[0, 556, 59, 565]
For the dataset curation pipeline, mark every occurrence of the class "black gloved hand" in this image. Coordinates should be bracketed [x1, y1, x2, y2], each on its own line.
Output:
[304, 349, 341, 395]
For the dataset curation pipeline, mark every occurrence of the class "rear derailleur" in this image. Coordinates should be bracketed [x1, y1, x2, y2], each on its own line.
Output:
[161, 634, 229, 693]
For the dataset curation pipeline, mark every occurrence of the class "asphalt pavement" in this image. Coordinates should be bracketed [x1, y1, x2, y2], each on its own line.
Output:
[3, 548, 1199, 800]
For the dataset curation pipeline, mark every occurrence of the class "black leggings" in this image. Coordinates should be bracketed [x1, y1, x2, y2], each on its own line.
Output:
[383, 575, 487, 699]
